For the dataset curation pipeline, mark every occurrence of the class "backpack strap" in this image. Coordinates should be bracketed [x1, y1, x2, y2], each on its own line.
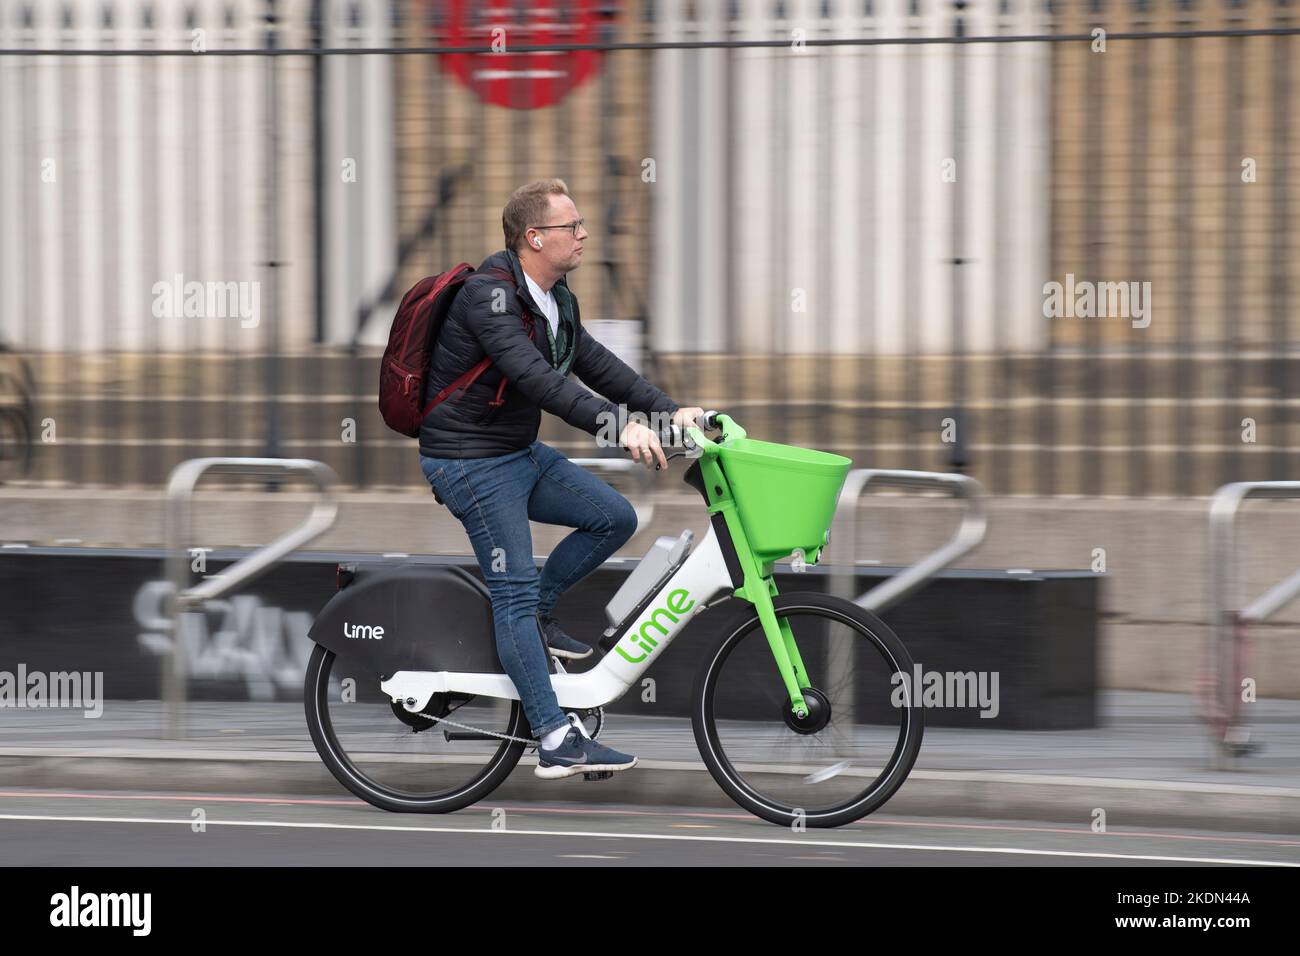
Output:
[420, 265, 536, 418]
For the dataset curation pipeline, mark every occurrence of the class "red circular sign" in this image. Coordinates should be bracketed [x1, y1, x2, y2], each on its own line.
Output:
[438, 0, 607, 110]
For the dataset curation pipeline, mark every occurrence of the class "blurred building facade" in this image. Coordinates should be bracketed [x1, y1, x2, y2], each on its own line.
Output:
[0, 0, 1296, 495]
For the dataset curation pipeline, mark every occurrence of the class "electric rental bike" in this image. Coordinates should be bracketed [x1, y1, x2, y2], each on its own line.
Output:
[304, 412, 923, 828]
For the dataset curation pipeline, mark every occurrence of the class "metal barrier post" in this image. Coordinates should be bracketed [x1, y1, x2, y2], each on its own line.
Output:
[822, 469, 986, 729]
[829, 469, 988, 613]
[162, 458, 340, 739]
[1206, 481, 1300, 762]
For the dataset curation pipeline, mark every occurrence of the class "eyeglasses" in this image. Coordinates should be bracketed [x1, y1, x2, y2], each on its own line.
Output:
[529, 218, 585, 238]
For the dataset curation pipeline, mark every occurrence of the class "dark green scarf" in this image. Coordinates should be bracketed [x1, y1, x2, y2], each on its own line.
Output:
[547, 283, 577, 375]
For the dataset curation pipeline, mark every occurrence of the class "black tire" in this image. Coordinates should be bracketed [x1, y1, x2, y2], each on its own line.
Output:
[304, 644, 527, 813]
[691, 592, 924, 828]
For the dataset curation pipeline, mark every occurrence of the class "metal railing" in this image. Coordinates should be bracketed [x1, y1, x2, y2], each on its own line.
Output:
[162, 457, 340, 738]
[829, 469, 988, 614]
[1204, 481, 1300, 763]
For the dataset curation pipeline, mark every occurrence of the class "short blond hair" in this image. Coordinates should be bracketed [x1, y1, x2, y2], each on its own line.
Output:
[502, 178, 571, 252]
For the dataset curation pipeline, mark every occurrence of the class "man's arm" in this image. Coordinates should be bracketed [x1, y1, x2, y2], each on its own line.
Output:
[461, 277, 617, 435]
[573, 325, 679, 420]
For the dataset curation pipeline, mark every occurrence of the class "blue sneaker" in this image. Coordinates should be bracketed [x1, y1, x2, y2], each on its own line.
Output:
[538, 612, 593, 661]
[535, 726, 638, 779]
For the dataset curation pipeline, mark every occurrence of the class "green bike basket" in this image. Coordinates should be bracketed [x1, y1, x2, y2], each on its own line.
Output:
[715, 438, 852, 566]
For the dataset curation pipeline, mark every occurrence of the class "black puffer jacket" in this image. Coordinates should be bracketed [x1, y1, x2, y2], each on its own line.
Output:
[418, 248, 679, 458]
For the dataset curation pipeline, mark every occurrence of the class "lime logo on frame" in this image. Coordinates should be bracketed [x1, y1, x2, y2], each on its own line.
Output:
[614, 588, 695, 664]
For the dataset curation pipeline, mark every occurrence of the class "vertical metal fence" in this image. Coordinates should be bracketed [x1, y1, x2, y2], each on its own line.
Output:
[0, 0, 1295, 497]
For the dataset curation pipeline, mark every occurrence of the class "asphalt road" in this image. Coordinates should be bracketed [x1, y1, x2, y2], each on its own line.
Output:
[1, 788, 1298, 867]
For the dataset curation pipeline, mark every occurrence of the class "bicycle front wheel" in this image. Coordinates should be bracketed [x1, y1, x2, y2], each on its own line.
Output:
[692, 592, 924, 828]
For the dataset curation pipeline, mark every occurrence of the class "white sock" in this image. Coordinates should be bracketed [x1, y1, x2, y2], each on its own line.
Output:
[541, 724, 571, 750]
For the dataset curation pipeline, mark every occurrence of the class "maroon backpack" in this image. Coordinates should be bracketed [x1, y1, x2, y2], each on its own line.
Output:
[378, 263, 534, 437]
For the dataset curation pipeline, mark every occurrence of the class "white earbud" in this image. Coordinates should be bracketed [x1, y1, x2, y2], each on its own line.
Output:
[532, 237, 542, 249]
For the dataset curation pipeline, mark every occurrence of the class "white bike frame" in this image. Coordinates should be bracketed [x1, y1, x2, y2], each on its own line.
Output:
[380, 524, 737, 714]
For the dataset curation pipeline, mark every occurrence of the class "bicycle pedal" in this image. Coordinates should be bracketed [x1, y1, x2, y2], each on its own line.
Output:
[582, 770, 614, 782]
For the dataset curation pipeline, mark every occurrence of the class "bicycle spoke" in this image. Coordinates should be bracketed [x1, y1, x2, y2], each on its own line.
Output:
[699, 602, 922, 821]
[802, 760, 852, 785]
[312, 650, 521, 803]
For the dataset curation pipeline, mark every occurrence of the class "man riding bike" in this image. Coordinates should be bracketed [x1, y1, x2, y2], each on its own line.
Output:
[418, 178, 704, 779]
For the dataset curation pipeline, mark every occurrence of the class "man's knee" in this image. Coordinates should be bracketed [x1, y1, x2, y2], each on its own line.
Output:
[607, 495, 638, 546]
[481, 561, 540, 612]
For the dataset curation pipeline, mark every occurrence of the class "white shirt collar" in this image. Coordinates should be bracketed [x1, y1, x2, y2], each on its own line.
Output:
[522, 270, 555, 305]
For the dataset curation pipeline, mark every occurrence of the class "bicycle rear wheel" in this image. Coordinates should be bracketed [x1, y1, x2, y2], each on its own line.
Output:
[305, 644, 527, 813]
[691, 592, 923, 828]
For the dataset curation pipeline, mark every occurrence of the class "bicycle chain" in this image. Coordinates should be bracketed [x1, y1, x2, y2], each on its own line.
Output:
[402, 655, 600, 747]
[409, 710, 537, 746]
[408, 707, 603, 748]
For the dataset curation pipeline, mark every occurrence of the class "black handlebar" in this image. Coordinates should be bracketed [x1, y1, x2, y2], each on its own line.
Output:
[652, 411, 724, 470]
[657, 409, 721, 447]
[658, 422, 686, 446]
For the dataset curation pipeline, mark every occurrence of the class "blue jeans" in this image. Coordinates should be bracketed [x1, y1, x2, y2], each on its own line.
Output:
[419, 442, 638, 738]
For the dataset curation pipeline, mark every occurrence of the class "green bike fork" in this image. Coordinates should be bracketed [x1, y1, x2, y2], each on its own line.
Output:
[699, 453, 813, 719]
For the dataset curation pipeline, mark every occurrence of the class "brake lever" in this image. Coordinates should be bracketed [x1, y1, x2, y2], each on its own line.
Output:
[655, 424, 696, 470]
[655, 449, 693, 470]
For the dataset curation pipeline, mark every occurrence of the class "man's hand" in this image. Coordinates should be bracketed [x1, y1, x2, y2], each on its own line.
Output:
[621, 420, 668, 471]
[671, 406, 707, 430]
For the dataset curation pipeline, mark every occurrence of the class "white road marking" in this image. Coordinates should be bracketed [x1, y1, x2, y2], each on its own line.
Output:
[0, 814, 1295, 866]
